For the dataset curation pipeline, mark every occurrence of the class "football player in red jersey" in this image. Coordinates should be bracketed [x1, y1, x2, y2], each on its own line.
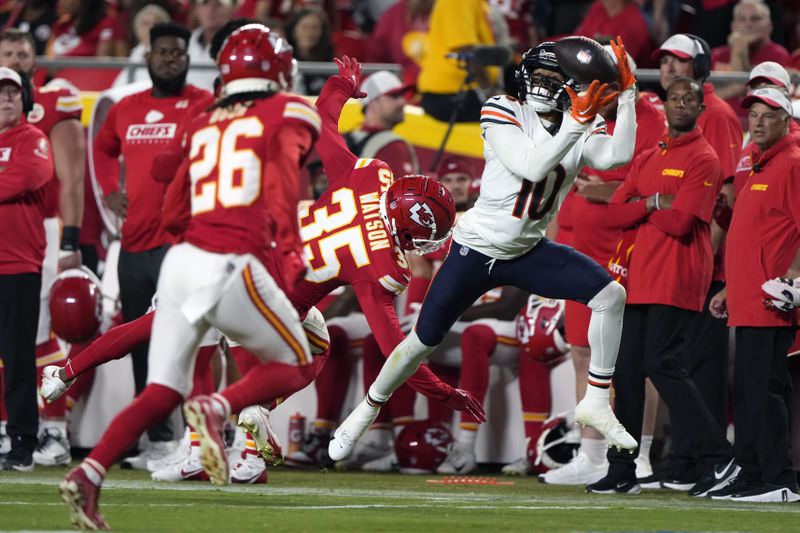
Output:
[59, 24, 320, 529]
[93, 22, 213, 464]
[0, 28, 85, 466]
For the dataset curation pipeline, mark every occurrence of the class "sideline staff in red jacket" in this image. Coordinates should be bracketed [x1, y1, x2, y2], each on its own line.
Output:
[712, 88, 800, 503]
[0, 67, 54, 471]
[590, 77, 732, 494]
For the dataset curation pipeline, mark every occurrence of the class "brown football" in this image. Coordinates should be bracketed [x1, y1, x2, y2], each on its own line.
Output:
[553, 36, 617, 86]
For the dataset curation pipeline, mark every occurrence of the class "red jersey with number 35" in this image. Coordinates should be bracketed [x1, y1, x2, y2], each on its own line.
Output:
[181, 93, 320, 262]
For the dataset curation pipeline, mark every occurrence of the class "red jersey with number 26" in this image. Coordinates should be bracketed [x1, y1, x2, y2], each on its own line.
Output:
[181, 93, 320, 262]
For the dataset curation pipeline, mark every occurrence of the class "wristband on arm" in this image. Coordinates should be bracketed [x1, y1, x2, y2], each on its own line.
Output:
[60, 226, 80, 251]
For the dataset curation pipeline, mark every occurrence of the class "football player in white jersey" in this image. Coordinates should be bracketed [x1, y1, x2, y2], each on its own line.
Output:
[330, 38, 640, 462]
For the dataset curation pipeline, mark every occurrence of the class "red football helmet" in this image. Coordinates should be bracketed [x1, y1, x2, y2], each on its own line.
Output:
[516, 296, 568, 364]
[395, 420, 453, 474]
[49, 268, 103, 343]
[380, 175, 456, 255]
[217, 24, 295, 95]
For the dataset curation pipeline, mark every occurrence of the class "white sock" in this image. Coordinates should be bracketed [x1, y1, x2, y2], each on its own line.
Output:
[369, 331, 437, 401]
[457, 428, 477, 448]
[639, 434, 653, 462]
[586, 281, 626, 371]
[581, 437, 606, 465]
[82, 458, 106, 486]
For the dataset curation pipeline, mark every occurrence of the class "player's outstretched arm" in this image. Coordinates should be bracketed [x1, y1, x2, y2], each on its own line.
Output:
[353, 282, 486, 421]
[579, 81, 637, 170]
[314, 56, 365, 181]
[62, 311, 155, 381]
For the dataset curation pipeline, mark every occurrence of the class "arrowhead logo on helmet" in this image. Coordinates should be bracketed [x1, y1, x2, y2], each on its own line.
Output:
[408, 202, 436, 232]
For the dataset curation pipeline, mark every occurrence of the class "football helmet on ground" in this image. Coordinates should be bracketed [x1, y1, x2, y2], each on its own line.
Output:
[381, 175, 456, 255]
[395, 420, 453, 474]
[49, 268, 103, 343]
[535, 414, 581, 470]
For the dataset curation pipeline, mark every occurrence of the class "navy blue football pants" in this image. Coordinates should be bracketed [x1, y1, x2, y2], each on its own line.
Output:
[415, 238, 612, 347]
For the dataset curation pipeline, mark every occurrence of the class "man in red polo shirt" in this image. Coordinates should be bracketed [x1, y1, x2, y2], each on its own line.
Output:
[711, 0, 791, 72]
[587, 77, 733, 495]
[709, 88, 800, 503]
[649, 32, 743, 477]
[94, 22, 211, 466]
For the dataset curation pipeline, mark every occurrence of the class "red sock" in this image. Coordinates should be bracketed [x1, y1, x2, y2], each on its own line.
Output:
[220, 361, 316, 414]
[455, 325, 496, 426]
[87, 383, 182, 470]
[190, 346, 217, 398]
[64, 312, 154, 381]
[313, 325, 351, 423]
[426, 362, 460, 424]
[37, 338, 68, 419]
[519, 356, 552, 449]
[404, 276, 430, 314]
[388, 384, 416, 429]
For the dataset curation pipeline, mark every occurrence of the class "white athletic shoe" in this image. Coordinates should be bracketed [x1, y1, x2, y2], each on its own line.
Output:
[436, 443, 477, 475]
[335, 429, 393, 471]
[0, 428, 10, 456]
[361, 452, 397, 473]
[40, 365, 71, 403]
[328, 399, 380, 462]
[501, 457, 531, 476]
[541, 452, 607, 485]
[147, 429, 191, 472]
[230, 451, 267, 484]
[237, 406, 283, 465]
[33, 427, 71, 466]
[634, 454, 653, 479]
[574, 397, 637, 451]
[122, 441, 178, 470]
[151, 446, 209, 482]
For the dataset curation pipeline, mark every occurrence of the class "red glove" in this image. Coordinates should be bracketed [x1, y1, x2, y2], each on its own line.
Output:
[445, 388, 487, 423]
[334, 55, 368, 99]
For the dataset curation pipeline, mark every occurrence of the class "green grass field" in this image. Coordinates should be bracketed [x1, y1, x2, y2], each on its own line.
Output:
[1, 465, 799, 532]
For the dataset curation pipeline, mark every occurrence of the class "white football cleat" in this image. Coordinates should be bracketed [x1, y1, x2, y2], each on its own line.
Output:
[237, 406, 283, 465]
[436, 443, 477, 475]
[230, 451, 268, 484]
[501, 457, 531, 476]
[33, 427, 71, 466]
[574, 397, 637, 451]
[121, 440, 179, 470]
[147, 429, 191, 472]
[328, 399, 380, 462]
[40, 365, 71, 403]
[541, 452, 607, 485]
[334, 428, 393, 471]
[151, 446, 209, 482]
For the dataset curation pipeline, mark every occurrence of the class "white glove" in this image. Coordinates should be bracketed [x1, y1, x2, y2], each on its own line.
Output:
[762, 277, 800, 312]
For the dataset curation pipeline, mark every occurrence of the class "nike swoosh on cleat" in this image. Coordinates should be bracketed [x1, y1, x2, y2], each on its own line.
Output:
[714, 461, 733, 480]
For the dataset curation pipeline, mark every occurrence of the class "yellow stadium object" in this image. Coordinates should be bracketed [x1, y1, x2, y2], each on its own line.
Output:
[78, 92, 483, 158]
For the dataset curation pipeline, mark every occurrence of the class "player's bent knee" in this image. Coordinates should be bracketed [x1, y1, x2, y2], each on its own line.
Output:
[302, 306, 330, 355]
[587, 281, 626, 313]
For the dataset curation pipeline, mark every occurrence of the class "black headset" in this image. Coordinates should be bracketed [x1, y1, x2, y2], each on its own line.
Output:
[683, 34, 712, 83]
[18, 71, 34, 115]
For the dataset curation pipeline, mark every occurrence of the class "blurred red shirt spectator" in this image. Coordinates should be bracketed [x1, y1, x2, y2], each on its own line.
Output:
[47, 0, 114, 57]
[711, 0, 791, 71]
[367, 0, 432, 86]
[574, 0, 653, 67]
